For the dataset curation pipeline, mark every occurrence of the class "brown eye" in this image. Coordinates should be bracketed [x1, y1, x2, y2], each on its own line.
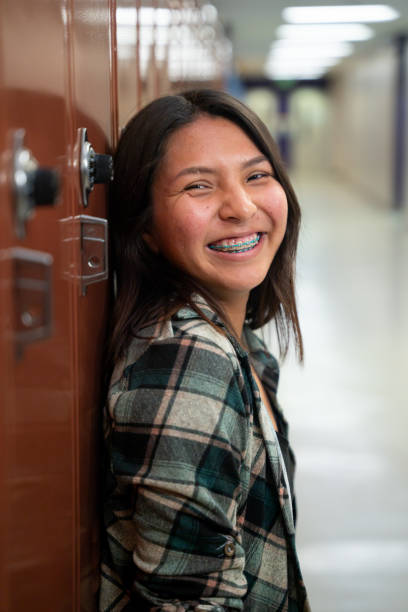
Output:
[184, 183, 206, 191]
[247, 172, 271, 182]
[182, 181, 212, 194]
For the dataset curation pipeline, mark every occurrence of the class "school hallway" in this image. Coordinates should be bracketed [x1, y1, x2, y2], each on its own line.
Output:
[268, 170, 408, 612]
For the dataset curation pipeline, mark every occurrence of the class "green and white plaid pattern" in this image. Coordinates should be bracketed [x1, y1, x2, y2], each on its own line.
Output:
[100, 300, 310, 612]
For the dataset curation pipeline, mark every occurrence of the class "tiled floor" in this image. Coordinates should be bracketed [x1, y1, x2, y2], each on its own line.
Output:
[268, 171, 408, 611]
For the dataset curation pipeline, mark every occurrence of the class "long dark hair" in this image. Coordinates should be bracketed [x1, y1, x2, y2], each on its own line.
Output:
[108, 89, 303, 366]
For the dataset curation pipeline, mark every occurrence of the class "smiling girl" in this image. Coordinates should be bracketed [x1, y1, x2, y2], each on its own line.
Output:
[100, 89, 310, 612]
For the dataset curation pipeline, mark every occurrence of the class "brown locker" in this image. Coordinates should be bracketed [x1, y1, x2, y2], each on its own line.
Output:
[0, 1, 226, 609]
[69, 1, 117, 608]
[0, 1, 116, 610]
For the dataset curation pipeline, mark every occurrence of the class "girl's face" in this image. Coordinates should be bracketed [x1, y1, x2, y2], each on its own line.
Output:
[144, 115, 288, 307]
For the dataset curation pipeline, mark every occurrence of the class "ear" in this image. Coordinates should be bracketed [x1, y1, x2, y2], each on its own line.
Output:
[142, 231, 159, 254]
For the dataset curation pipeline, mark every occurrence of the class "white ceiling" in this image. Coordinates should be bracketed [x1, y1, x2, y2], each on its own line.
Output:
[211, 1, 408, 77]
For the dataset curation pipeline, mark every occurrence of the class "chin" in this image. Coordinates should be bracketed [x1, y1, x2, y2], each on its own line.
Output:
[233, 277, 268, 293]
[219, 282, 266, 297]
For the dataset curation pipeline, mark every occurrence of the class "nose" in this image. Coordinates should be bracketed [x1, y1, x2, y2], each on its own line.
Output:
[218, 183, 257, 222]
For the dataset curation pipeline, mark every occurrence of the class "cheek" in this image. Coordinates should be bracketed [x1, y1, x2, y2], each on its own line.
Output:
[155, 205, 210, 259]
[172, 205, 211, 242]
[174, 216, 199, 236]
[279, 197, 289, 231]
[266, 187, 288, 232]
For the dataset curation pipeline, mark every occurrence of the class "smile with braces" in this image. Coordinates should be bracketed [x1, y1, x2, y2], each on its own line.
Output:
[209, 233, 261, 253]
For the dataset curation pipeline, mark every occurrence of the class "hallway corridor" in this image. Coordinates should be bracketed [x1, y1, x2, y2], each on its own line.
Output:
[272, 171, 408, 611]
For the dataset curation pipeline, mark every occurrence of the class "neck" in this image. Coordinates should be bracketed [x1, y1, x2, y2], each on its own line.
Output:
[216, 293, 248, 341]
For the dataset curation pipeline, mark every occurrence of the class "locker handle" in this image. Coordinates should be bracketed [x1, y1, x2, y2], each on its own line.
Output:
[13, 129, 60, 239]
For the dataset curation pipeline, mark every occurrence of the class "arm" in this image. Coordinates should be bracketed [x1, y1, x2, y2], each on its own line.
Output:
[105, 334, 250, 611]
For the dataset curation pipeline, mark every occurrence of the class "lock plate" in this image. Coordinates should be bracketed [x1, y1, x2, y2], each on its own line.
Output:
[12, 247, 53, 357]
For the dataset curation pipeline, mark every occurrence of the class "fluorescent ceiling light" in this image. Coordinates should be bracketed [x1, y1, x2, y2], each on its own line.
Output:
[266, 57, 339, 70]
[264, 54, 338, 80]
[283, 5, 399, 24]
[271, 39, 353, 52]
[265, 66, 327, 80]
[268, 42, 353, 59]
[277, 23, 374, 41]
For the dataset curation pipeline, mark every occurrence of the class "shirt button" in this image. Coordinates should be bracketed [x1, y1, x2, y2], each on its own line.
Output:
[223, 540, 235, 557]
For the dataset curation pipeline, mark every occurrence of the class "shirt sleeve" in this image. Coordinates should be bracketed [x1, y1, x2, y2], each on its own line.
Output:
[103, 333, 251, 611]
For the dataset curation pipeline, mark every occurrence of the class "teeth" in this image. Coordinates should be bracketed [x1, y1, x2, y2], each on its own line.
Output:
[209, 233, 261, 253]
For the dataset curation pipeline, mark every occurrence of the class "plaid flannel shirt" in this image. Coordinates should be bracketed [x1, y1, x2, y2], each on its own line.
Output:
[100, 299, 310, 612]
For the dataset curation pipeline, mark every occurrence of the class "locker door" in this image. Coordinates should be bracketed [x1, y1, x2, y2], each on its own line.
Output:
[0, 1, 115, 610]
[68, 1, 116, 608]
[0, 1, 77, 610]
[0, 14, 14, 610]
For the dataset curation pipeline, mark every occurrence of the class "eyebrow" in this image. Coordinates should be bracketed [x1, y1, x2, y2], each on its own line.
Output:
[173, 155, 272, 180]
[242, 154, 270, 169]
[174, 166, 215, 180]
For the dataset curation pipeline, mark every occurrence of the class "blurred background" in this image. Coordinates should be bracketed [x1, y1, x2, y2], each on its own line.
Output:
[0, 1, 407, 610]
[209, 2, 408, 611]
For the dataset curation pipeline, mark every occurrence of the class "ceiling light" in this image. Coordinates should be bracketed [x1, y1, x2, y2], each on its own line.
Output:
[283, 5, 399, 24]
[268, 42, 353, 59]
[264, 54, 340, 81]
[276, 23, 374, 41]
[265, 65, 327, 80]
[271, 39, 353, 52]
[266, 57, 339, 70]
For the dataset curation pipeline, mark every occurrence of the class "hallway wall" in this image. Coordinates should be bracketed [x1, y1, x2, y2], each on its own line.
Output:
[405, 42, 408, 214]
[329, 45, 396, 208]
[290, 88, 331, 172]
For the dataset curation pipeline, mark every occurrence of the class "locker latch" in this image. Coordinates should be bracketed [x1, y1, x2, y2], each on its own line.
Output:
[78, 128, 113, 207]
[12, 247, 53, 357]
[12, 129, 60, 238]
[61, 215, 108, 296]
[78, 215, 108, 295]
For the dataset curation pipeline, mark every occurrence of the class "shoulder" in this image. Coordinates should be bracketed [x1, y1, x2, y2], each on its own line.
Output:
[108, 314, 251, 428]
[118, 314, 241, 385]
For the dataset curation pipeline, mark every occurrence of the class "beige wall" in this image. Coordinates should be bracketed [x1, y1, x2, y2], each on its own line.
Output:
[405, 44, 408, 221]
[245, 87, 279, 136]
[290, 88, 331, 172]
[329, 46, 396, 208]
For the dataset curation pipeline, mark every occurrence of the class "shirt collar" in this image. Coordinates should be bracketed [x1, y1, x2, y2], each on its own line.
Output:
[172, 295, 249, 359]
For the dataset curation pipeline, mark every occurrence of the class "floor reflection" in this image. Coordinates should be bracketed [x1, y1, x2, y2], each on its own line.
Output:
[267, 171, 408, 612]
